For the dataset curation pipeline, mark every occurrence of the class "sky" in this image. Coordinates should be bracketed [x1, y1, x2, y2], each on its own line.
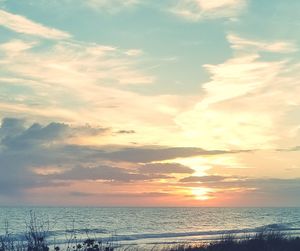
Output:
[0, 0, 300, 207]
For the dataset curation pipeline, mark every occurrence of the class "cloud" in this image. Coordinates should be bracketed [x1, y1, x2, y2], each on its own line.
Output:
[0, 117, 250, 196]
[175, 35, 300, 150]
[0, 118, 109, 195]
[0, 39, 153, 87]
[0, 37, 160, 131]
[178, 175, 300, 191]
[180, 175, 227, 182]
[228, 34, 298, 53]
[116, 130, 136, 134]
[49, 165, 156, 182]
[171, 0, 247, 21]
[125, 49, 143, 57]
[1, 118, 299, 206]
[0, 33, 194, 148]
[0, 39, 37, 53]
[1, 122, 67, 149]
[138, 163, 194, 174]
[19, 0, 139, 15]
[55, 144, 242, 164]
[204, 182, 300, 206]
[0, 9, 71, 39]
[0, 118, 107, 150]
[102, 147, 239, 163]
[83, 0, 138, 13]
[0, 117, 25, 137]
[69, 124, 109, 136]
[177, 174, 300, 205]
[69, 191, 95, 197]
[69, 191, 172, 198]
[0, 37, 169, 137]
[277, 146, 300, 152]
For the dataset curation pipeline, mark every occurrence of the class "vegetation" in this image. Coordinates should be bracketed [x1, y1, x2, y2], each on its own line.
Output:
[0, 212, 116, 251]
[170, 232, 300, 251]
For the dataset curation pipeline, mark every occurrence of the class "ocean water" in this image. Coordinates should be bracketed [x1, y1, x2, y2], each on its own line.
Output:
[0, 207, 300, 248]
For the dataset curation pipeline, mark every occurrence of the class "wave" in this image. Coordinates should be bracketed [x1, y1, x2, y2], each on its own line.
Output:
[257, 222, 300, 232]
[45, 223, 300, 244]
[48, 227, 108, 236]
[112, 226, 300, 243]
[3, 222, 300, 245]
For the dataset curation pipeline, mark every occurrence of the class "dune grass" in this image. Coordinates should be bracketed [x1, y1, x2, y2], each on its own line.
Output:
[170, 232, 300, 251]
[0, 212, 115, 251]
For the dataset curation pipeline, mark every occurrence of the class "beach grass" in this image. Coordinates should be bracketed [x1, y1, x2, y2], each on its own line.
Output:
[169, 232, 300, 251]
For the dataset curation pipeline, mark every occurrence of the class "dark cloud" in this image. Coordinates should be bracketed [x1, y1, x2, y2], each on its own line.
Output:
[57, 145, 242, 164]
[0, 117, 250, 197]
[69, 191, 95, 197]
[179, 175, 227, 183]
[138, 163, 194, 174]
[116, 130, 136, 134]
[69, 191, 172, 198]
[0, 118, 107, 150]
[1, 122, 68, 149]
[49, 165, 170, 182]
[0, 118, 25, 137]
[277, 146, 300, 152]
[102, 147, 241, 163]
[0, 118, 106, 195]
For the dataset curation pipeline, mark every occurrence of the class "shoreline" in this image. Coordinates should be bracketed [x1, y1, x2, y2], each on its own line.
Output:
[2, 231, 300, 251]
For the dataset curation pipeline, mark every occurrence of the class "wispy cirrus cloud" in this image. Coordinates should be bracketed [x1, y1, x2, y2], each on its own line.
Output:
[0, 39, 37, 53]
[0, 39, 153, 86]
[171, 0, 247, 21]
[228, 34, 298, 53]
[19, 0, 139, 14]
[0, 35, 189, 146]
[0, 9, 71, 39]
[0, 5, 193, 149]
[81, 0, 139, 13]
[175, 34, 300, 149]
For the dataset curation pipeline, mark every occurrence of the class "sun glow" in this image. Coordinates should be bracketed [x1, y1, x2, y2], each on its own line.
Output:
[191, 187, 214, 200]
[164, 156, 212, 176]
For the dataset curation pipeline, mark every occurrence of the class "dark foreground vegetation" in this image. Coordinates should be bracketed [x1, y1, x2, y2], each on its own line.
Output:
[0, 212, 116, 251]
[1, 212, 300, 251]
[170, 232, 300, 251]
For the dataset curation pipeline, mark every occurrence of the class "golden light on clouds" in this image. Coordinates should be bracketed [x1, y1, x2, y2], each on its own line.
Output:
[33, 166, 65, 176]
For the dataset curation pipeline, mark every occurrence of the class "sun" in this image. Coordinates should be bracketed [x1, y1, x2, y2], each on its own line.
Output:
[191, 187, 214, 201]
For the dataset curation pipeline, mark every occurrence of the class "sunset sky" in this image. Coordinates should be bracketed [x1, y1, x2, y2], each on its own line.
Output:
[1, 0, 300, 206]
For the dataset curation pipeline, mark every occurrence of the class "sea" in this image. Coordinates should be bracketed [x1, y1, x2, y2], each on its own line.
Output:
[0, 207, 300, 249]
